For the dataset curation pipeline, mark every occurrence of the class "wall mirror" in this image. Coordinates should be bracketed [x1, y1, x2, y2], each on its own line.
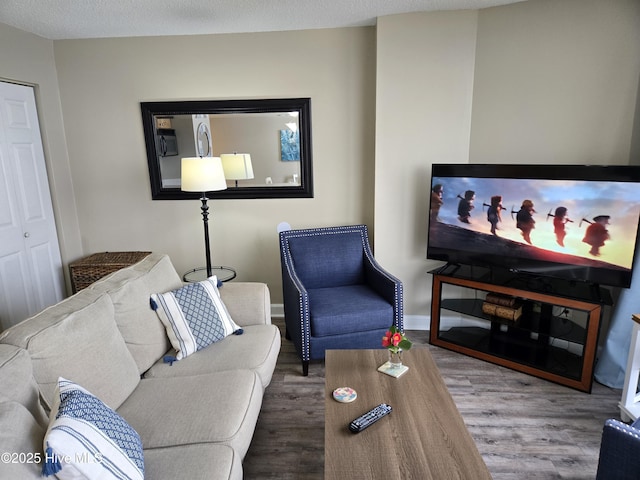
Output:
[141, 98, 313, 199]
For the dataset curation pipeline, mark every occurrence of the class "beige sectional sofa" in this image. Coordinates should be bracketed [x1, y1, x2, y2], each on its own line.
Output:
[0, 253, 281, 479]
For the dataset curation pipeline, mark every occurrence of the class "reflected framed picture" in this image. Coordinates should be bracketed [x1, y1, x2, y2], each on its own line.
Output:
[280, 129, 300, 161]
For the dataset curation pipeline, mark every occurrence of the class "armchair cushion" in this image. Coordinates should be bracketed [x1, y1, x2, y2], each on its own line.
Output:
[287, 231, 365, 288]
[308, 285, 393, 337]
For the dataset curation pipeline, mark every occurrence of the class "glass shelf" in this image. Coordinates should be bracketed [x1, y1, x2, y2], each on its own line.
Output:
[182, 266, 237, 283]
[440, 298, 589, 346]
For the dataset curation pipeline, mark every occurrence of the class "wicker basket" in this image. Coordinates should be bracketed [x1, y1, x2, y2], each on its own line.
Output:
[69, 251, 151, 293]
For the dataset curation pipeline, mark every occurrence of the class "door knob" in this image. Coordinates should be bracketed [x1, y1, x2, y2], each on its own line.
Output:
[24, 232, 30, 238]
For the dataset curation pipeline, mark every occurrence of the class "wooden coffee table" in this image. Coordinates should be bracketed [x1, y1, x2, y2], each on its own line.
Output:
[325, 349, 491, 479]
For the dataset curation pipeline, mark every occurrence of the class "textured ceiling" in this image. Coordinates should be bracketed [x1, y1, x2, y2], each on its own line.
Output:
[0, 0, 526, 40]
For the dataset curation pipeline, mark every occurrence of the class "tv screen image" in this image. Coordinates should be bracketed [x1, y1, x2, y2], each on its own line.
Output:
[428, 164, 640, 288]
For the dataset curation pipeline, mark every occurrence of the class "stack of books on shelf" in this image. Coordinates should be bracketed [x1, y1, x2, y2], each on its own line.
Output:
[482, 293, 523, 322]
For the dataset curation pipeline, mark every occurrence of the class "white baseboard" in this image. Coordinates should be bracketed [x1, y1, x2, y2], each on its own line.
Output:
[271, 304, 284, 318]
[270, 306, 431, 331]
[403, 315, 429, 331]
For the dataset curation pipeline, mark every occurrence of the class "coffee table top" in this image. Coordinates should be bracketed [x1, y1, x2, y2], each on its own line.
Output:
[325, 349, 491, 479]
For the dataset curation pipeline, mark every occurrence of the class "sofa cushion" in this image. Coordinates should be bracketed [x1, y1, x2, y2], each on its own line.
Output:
[151, 276, 242, 362]
[0, 344, 48, 427]
[144, 444, 242, 480]
[0, 288, 103, 345]
[0, 293, 140, 411]
[42, 378, 144, 480]
[217, 282, 271, 327]
[144, 324, 281, 388]
[117, 370, 262, 459]
[93, 253, 183, 374]
[0, 400, 45, 479]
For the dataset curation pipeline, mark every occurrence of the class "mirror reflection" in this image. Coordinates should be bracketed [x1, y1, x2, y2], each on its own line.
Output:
[141, 98, 313, 200]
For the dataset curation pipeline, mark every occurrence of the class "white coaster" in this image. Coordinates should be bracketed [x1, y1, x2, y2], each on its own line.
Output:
[332, 387, 357, 403]
[378, 361, 409, 378]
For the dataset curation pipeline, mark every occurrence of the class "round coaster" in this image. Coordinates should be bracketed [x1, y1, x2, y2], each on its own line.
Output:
[332, 387, 357, 403]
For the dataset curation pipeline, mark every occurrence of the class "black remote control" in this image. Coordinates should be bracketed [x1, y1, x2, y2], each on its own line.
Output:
[348, 403, 392, 433]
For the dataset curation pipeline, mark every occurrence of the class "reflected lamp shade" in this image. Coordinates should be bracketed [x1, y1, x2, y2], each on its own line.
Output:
[181, 157, 227, 192]
[220, 153, 254, 181]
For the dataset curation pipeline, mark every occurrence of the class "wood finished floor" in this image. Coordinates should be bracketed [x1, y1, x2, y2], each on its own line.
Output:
[243, 319, 621, 479]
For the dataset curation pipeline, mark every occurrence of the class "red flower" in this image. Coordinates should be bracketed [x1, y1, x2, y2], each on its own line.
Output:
[381, 325, 412, 353]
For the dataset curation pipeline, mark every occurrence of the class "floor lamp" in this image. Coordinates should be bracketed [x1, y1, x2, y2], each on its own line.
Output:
[181, 157, 227, 278]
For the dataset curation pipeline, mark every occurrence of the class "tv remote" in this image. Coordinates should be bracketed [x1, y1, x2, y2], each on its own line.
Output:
[348, 403, 392, 433]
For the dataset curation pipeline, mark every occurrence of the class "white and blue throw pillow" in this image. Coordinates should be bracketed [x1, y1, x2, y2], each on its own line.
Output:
[42, 377, 144, 480]
[150, 275, 243, 362]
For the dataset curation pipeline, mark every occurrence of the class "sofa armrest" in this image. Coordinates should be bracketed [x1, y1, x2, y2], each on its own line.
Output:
[218, 282, 271, 327]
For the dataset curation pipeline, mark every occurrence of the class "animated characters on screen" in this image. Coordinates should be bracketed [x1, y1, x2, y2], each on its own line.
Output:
[430, 184, 444, 223]
[582, 215, 611, 256]
[548, 206, 573, 247]
[429, 179, 611, 264]
[515, 200, 536, 245]
[486, 196, 503, 236]
[457, 190, 475, 224]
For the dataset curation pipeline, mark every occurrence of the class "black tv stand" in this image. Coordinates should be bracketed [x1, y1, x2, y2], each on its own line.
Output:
[429, 265, 610, 392]
[589, 283, 604, 305]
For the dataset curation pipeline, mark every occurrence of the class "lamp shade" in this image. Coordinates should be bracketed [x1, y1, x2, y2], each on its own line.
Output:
[181, 157, 227, 192]
[220, 153, 254, 180]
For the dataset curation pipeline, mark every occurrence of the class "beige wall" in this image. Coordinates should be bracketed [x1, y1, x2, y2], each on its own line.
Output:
[0, 24, 83, 291]
[1, 0, 638, 318]
[374, 11, 479, 324]
[51, 28, 377, 300]
[374, 0, 640, 326]
[470, 0, 640, 165]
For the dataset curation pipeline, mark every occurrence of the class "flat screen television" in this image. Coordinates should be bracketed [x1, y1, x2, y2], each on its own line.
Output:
[428, 164, 640, 289]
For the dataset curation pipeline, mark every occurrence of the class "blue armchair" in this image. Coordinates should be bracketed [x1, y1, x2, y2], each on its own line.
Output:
[596, 417, 640, 479]
[279, 225, 403, 376]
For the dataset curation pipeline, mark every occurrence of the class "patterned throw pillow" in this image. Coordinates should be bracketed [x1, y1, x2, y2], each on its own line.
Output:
[42, 378, 144, 480]
[150, 276, 243, 362]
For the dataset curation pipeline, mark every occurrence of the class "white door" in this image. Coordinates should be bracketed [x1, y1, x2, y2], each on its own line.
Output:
[0, 81, 64, 331]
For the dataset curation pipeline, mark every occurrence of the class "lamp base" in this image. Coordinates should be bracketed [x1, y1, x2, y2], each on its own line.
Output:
[199, 193, 213, 277]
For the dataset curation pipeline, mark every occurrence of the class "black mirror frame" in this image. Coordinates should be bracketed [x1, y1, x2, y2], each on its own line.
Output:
[141, 98, 313, 200]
